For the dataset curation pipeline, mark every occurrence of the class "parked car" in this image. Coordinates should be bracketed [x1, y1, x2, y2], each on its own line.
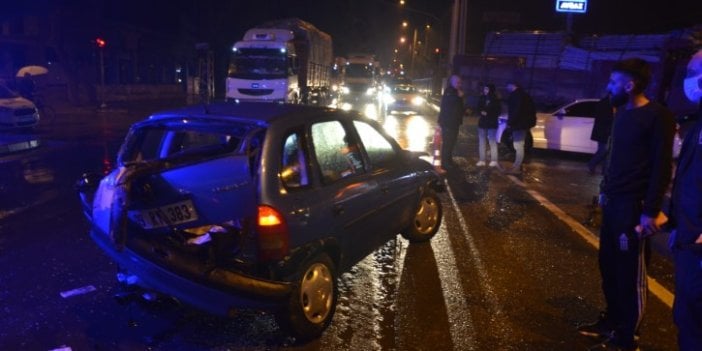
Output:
[76, 102, 444, 342]
[496, 98, 683, 156]
[497, 99, 600, 154]
[384, 84, 426, 115]
[0, 83, 39, 130]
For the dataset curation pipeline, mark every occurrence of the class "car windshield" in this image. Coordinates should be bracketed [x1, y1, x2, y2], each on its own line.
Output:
[345, 63, 373, 78]
[392, 85, 416, 94]
[228, 48, 289, 80]
[119, 123, 250, 164]
[0, 84, 18, 99]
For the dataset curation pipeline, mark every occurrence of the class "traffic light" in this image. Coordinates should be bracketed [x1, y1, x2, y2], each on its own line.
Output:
[95, 37, 106, 48]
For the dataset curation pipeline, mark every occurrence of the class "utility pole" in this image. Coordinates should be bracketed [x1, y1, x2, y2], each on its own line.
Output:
[95, 37, 107, 109]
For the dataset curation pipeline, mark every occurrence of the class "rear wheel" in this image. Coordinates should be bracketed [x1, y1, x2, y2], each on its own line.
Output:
[276, 252, 338, 343]
[401, 189, 442, 243]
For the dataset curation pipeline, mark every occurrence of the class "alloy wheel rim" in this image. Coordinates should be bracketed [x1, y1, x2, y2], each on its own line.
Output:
[300, 262, 333, 323]
[414, 196, 439, 235]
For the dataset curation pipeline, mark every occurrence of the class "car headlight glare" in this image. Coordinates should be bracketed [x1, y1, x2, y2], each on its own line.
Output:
[411, 96, 425, 106]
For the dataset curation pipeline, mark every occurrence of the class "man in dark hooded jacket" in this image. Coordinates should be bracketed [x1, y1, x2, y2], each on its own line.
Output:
[505, 81, 536, 174]
[437, 75, 464, 170]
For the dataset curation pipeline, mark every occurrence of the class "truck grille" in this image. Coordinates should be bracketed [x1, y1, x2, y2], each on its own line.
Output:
[238, 89, 274, 96]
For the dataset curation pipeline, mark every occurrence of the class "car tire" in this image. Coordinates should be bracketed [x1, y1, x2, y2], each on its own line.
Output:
[276, 252, 338, 343]
[401, 189, 442, 243]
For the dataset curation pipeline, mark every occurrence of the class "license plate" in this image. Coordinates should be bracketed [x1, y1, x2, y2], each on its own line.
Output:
[129, 200, 198, 229]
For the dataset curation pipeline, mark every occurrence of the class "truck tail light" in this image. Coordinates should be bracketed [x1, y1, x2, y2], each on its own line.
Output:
[256, 205, 289, 261]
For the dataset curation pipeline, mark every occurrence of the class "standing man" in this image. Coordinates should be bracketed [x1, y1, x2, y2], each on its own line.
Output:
[670, 49, 702, 351]
[505, 81, 536, 174]
[577, 58, 675, 351]
[437, 74, 464, 170]
[587, 93, 614, 175]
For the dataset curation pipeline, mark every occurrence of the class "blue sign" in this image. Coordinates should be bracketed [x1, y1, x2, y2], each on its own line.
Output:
[556, 0, 587, 13]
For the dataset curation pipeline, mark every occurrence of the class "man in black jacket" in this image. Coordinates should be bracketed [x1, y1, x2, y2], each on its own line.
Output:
[438, 75, 464, 170]
[505, 81, 536, 174]
[578, 58, 675, 351]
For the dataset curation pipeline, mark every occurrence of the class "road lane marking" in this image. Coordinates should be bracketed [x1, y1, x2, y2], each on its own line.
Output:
[431, 223, 478, 351]
[505, 175, 674, 308]
[444, 183, 513, 347]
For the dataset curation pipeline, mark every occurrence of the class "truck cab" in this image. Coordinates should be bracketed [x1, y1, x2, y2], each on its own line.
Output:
[226, 29, 300, 103]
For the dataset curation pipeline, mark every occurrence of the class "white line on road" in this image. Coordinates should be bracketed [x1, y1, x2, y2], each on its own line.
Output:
[431, 222, 478, 351]
[444, 183, 513, 347]
[505, 175, 674, 308]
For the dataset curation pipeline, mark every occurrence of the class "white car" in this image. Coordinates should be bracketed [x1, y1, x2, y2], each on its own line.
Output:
[0, 84, 40, 130]
[497, 98, 684, 157]
[497, 99, 601, 154]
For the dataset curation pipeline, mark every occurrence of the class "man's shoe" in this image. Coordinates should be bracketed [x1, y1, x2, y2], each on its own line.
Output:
[488, 161, 499, 167]
[476, 160, 486, 167]
[503, 166, 522, 175]
[577, 312, 614, 339]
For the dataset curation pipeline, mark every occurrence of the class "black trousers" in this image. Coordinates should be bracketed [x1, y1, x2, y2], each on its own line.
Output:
[441, 127, 459, 167]
[673, 245, 702, 351]
[599, 197, 648, 347]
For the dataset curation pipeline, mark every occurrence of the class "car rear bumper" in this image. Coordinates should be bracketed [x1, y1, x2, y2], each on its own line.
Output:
[90, 226, 292, 315]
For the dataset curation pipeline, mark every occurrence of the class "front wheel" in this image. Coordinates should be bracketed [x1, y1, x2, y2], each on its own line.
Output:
[276, 252, 338, 343]
[401, 189, 442, 243]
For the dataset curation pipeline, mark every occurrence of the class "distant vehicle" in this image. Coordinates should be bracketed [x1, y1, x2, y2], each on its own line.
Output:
[0, 83, 39, 130]
[339, 54, 380, 118]
[226, 18, 333, 104]
[384, 84, 426, 115]
[496, 99, 600, 154]
[77, 102, 444, 342]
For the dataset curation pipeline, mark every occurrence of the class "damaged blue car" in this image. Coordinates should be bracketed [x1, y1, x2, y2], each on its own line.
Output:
[77, 102, 444, 342]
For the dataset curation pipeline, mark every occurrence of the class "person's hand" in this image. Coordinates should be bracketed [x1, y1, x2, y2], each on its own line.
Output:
[636, 212, 668, 237]
[696, 233, 702, 244]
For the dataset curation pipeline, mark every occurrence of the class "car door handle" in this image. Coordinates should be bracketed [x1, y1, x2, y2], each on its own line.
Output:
[333, 204, 344, 215]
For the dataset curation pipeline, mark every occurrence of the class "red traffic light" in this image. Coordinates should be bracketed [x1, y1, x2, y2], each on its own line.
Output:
[95, 38, 106, 48]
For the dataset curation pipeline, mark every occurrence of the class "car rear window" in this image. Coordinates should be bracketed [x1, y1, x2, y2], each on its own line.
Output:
[120, 123, 248, 164]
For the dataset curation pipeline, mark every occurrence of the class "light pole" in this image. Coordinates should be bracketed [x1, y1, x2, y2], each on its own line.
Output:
[95, 37, 107, 109]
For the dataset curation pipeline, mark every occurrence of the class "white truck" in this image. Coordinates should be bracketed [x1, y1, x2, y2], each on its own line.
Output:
[226, 18, 333, 104]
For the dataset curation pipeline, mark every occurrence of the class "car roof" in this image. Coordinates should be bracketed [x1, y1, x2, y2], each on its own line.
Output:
[146, 102, 340, 126]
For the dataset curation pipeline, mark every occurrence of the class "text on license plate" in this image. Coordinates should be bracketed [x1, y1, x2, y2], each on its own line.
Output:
[130, 200, 198, 229]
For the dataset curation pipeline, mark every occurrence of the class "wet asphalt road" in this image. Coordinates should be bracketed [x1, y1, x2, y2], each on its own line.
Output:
[0, 103, 678, 350]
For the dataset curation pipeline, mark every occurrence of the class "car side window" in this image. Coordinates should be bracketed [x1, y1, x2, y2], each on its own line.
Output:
[280, 132, 310, 188]
[311, 120, 365, 183]
[565, 101, 598, 118]
[353, 120, 396, 168]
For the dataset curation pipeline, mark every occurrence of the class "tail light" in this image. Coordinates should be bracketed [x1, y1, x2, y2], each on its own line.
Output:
[256, 205, 289, 261]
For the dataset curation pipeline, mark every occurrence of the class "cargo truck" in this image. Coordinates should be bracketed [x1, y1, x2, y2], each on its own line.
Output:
[226, 18, 333, 104]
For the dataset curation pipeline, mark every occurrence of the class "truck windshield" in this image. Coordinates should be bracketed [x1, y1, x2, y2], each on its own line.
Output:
[228, 48, 289, 80]
[345, 64, 373, 78]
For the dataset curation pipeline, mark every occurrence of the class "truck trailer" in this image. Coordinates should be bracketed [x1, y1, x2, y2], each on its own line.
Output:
[226, 18, 333, 104]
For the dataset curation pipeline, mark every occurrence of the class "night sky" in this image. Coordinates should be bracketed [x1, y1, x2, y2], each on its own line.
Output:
[5, 0, 702, 64]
